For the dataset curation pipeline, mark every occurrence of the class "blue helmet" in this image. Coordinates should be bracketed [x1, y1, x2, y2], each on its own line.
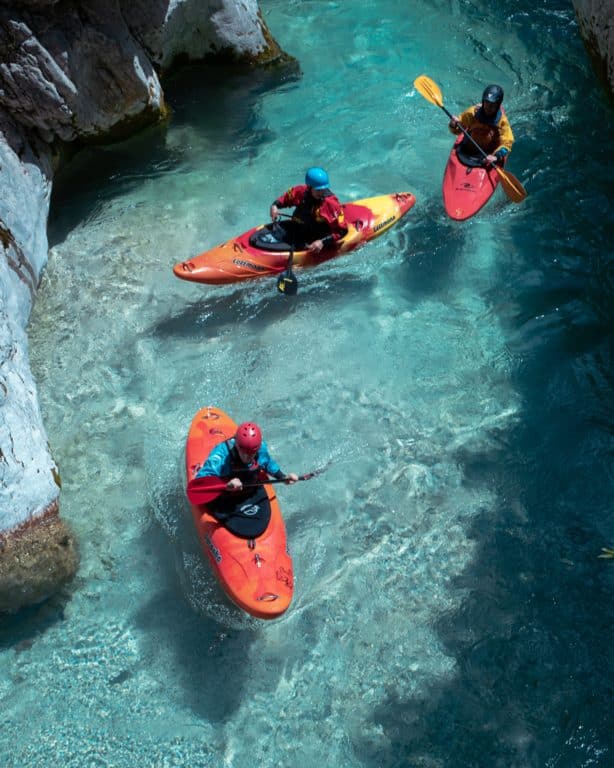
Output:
[305, 167, 330, 190]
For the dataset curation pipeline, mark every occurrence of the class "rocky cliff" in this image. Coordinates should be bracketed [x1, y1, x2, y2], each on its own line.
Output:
[0, 0, 286, 613]
[573, 0, 614, 95]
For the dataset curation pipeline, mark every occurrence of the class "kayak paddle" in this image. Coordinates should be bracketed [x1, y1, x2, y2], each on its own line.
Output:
[414, 74, 527, 204]
[277, 245, 298, 295]
[187, 464, 328, 505]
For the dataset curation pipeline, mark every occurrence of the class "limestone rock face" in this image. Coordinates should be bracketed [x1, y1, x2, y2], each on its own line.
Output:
[121, 0, 285, 70]
[0, 0, 287, 614]
[0, 114, 57, 527]
[0, 1, 165, 143]
[573, 0, 614, 94]
[0, 112, 69, 614]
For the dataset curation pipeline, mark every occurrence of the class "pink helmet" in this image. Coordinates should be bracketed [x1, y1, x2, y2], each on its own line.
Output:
[235, 422, 262, 453]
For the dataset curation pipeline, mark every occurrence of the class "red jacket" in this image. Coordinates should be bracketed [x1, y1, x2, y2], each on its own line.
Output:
[274, 185, 347, 242]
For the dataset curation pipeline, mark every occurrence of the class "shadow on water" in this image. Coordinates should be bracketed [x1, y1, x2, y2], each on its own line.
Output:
[48, 61, 300, 247]
[0, 592, 72, 652]
[394, 200, 467, 298]
[352, 432, 614, 767]
[134, 589, 260, 724]
[139, 483, 324, 724]
[351, 55, 614, 768]
[133, 511, 264, 723]
[152, 272, 376, 340]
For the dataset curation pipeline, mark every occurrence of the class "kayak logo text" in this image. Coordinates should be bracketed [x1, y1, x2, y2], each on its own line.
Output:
[373, 216, 394, 233]
[232, 258, 269, 272]
[205, 534, 222, 563]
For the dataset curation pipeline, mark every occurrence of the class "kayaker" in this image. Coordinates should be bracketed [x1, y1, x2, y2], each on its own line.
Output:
[196, 421, 298, 497]
[268, 167, 348, 253]
[448, 84, 514, 167]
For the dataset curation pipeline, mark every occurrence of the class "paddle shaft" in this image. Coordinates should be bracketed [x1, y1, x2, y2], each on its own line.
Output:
[193, 473, 316, 494]
[186, 465, 327, 503]
[437, 102, 498, 164]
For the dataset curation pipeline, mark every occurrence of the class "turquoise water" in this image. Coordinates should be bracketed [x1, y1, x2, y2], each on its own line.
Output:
[3, 1, 613, 766]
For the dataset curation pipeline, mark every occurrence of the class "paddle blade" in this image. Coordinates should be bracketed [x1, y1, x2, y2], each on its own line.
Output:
[277, 247, 298, 295]
[414, 75, 444, 108]
[186, 476, 227, 505]
[277, 271, 298, 295]
[496, 166, 528, 203]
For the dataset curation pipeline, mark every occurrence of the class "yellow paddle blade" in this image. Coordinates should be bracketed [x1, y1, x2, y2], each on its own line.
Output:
[414, 75, 444, 108]
[495, 166, 528, 203]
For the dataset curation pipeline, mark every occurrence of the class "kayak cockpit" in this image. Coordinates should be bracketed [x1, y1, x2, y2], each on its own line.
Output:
[248, 203, 375, 252]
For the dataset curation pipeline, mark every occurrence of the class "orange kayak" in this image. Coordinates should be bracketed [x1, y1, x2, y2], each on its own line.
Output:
[184, 406, 293, 619]
[173, 192, 416, 285]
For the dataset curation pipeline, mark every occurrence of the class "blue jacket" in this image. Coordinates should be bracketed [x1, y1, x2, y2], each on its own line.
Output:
[195, 438, 284, 480]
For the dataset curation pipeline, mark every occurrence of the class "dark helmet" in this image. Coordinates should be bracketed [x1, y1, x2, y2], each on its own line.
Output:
[482, 84, 504, 106]
[235, 422, 262, 453]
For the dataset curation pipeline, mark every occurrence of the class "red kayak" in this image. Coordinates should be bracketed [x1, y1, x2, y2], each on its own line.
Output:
[184, 407, 293, 619]
[442, 136, 499, 220]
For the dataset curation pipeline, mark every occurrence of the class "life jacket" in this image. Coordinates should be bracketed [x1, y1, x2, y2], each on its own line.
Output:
[460, 106, 505, 156]
[291, 189, 335, 239]
[209, 442, 272, 537]
[224, 441, 267, 494]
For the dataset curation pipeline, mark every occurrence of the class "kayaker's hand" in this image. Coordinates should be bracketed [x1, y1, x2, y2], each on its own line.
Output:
[284, 473, 299, 485]
[270, 204, 280, 221]
[449, 116, 461, 132]
[306, 239, 324, 253]
[226, 478, 243, 491]
[484, 154, 498, 166]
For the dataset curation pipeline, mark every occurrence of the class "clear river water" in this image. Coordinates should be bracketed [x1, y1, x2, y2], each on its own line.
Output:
[2, 1, 613, 766]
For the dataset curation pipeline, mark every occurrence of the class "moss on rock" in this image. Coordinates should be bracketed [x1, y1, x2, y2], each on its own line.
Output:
[0, 504, 79, 614]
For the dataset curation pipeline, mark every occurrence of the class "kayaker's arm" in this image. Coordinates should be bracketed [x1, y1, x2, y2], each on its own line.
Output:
[261, 449, 299, 485]
[270, 470, 299, 484]
[493, 112, 514, 158]
[270, 185, 308, 221]
[305, 234, 331, 253]
[448, 106, 475, 134]
[486, 114, 514, 167]
[448, 114, 461, 133]
[306, 197, 348, 253]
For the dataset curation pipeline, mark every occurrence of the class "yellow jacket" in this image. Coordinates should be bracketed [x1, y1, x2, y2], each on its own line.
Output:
[450, 105, 514, 157]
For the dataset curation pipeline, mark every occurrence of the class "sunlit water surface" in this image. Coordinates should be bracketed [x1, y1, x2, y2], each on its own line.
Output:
[2, 1, 613, 766]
